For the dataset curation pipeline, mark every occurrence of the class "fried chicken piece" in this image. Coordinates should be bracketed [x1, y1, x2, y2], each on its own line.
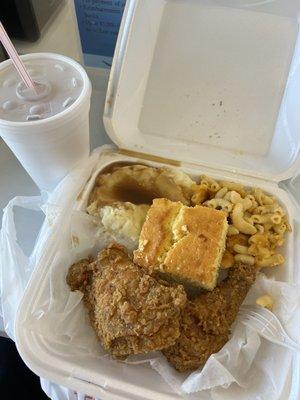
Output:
[67, 256, 93, 291]
[192, 262, 258, 335]
[67, 244, 187, 358]
[163, 263, 257, 372]
[162, 301, 229, 372]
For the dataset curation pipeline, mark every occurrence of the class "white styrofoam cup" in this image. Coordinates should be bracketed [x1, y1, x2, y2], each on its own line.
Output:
[0, 53, 92, 191]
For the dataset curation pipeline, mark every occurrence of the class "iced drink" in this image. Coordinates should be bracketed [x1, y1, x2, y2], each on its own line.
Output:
[0, 53, 92, 191]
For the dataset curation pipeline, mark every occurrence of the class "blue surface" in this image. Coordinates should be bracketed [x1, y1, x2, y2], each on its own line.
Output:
[74, 0, 126, 68]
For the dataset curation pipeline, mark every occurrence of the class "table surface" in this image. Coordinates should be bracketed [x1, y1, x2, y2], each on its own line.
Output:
[13, 0, 82, 62]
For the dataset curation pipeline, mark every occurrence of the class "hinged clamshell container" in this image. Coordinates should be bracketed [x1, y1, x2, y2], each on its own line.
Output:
[16, 1, 300, 399]
[104, 0, 300, 183]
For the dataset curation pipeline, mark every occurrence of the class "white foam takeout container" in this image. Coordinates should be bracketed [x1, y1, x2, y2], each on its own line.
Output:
[15, 0, 300, 399]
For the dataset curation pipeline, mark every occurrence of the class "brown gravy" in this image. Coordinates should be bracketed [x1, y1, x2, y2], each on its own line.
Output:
[112, 178, 161, 205]
[90, 162, 161, 205]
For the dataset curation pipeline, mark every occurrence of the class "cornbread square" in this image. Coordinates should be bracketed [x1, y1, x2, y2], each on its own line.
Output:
[134, 199, 228, 290]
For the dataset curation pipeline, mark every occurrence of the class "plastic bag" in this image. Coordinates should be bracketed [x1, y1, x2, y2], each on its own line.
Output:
[40, 378, 100, 400]
[0, 195, 42, 339]
[0, 149, 104, 400]
[2, 146, 300, 399]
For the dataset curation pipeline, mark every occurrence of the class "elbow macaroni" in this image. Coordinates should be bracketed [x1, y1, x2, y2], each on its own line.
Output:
[256, 254, 284, 268]
[219, 180, 246, 197]
[215, 187, 228, 198]
[200, 175, 220, 193]
[227, 225, 239, 236]
[193, 177, 290, 269]
[254, 224, 264, 234]
[233, 244, 249, 254]
[253, 188, 274, 205]
[232, 203, 257, 235]
[250, 214, 282, 225]
[234, 254, 255, 265]
[203, 198, 233, 213]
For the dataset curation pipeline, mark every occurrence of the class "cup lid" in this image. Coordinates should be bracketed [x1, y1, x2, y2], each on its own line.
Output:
[0, 53, 90, 126]
[104, 0, 300, 182]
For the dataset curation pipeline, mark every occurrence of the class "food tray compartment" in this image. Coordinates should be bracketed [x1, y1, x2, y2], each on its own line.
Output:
[76, 147, 296, 284]
[15, 147, 298, 400]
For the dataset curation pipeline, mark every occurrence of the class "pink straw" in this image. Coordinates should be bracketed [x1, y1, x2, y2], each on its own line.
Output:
[0, 22, 37, 93]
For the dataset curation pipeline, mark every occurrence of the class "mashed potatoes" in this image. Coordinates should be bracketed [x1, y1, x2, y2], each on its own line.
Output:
[86, 164, 198, 252]
[88, 202, 149, 251]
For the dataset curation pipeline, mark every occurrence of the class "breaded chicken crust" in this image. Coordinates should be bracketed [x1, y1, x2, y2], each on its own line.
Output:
[163, 263, 257, 372]
[67, 244, 187, 358]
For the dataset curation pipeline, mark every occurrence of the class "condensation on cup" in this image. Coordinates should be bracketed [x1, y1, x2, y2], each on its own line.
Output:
[0, 53, 92, 191]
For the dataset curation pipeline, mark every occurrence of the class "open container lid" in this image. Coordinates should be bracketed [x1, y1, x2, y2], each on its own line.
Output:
[104, 0, 300, 183]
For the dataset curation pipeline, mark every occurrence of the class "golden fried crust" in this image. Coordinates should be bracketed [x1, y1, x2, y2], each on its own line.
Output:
[67, 244, 187, 358]
[134, 198, 182, 269]
[192, 262, 258, 335]
[66, 257, 94, 291]
[163, 303, 228, 372]
[134, 201, 228, 290]
[163, 262, 257, 372]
